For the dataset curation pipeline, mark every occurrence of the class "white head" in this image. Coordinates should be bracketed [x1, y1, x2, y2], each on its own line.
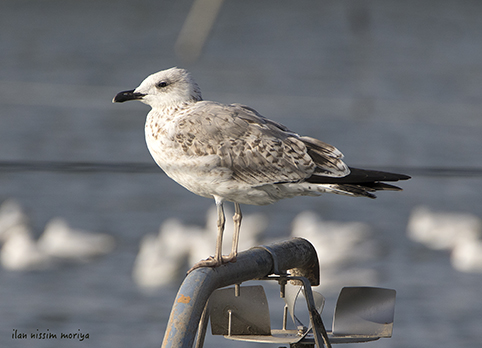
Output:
[113, 67, 202, 108]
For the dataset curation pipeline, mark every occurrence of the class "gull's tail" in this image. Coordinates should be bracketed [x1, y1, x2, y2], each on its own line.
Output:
[307, 167, 411, 199]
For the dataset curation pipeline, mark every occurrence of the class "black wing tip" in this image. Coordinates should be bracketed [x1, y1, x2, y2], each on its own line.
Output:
[307, 168, 411, 186]
[312, 168, 410, 199]
[396, 173, 411, 181]
[347, 167, 411, 182]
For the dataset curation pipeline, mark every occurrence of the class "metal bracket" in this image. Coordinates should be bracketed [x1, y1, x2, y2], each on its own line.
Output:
[266, 275, 332, 348]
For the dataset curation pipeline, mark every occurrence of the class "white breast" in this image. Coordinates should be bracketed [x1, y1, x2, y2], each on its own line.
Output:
[144, 110, 229, 199]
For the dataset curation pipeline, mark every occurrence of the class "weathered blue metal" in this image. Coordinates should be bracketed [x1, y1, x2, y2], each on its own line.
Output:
[161, 238, 319, 348]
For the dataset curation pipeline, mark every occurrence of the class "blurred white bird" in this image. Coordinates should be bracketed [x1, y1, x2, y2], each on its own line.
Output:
[407, 206, 482, 274]
[290, 211, 378, 267]
[38, 218, 115, 260]
[1, 223, 52, 271]
[0, 200, 115, 270]
[133, 207, 267, 289]
[0, 199, 29, 243]
[451, 238, 482, 273]
[290, 211, 380, 293]
[407, 206, 481, 250]
[133, 218, 202, 288]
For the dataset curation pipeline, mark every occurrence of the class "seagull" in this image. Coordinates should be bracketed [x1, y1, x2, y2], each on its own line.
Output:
[113, 67, 410, 271]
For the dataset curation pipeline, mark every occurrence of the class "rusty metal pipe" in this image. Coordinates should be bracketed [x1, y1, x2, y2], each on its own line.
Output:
[161, 237, 319, 348]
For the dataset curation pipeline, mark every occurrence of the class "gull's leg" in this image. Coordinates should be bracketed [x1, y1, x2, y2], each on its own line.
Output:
[213, 199, 225, 265]
[188, 198, 226, 273]
[223, 202, 242, 263]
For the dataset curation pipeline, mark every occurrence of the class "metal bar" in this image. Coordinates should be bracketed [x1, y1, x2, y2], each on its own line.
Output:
[297, 277, 332, 348]
[227, 310, 233, 336]
[234, 283, 240, 297]
[161, 238, 319, 348]
[194, 302, 210, 348]
[283, 305, 288, 331]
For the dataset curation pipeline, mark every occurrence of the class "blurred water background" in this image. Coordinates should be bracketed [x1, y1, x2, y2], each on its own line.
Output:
[1, 1, 481, 347]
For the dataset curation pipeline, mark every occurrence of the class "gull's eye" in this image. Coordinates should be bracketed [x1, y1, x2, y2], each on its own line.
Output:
[156, 81, 168, 88]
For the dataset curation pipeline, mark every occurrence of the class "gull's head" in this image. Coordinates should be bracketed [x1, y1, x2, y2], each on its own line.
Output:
[112, 67, 202, 108]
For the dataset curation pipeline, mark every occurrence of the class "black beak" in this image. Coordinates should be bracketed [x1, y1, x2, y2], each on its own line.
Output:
[112, 89, 146, 103]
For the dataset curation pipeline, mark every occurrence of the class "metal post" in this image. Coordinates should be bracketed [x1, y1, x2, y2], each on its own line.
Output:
[161, 238, 319, 348]
[194, 303, 209, 348]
